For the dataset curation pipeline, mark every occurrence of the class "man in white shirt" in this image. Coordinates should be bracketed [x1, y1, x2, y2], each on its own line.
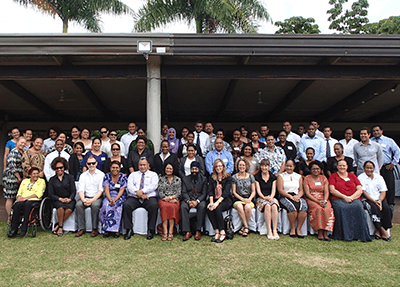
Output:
[120, 122, 138, 156]
[75, 156, 105, 237]
[43, 139, 70, 181]
[123, 158, 159, 240]
[339, 127, 359, 161]
[323, 126, 338, 162]
[283, 121, 301, 148]
[42, 126, 61, 153]
[193, 121, 209, 157]
[311, 120, 325, 139]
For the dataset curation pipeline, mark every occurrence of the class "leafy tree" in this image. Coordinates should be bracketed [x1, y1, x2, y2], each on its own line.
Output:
[327, 0, 369, 34]
[134, 0, 271, 34]
[364, 16, 400, 34]
[13, 0, 134, 33]
[274, 16, 320, 34]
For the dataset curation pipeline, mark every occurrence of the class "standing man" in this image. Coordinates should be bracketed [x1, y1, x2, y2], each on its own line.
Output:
[339, 128, 359, 162]
[181, 161, 208, 241]
[208, 128, 232, 153]
[204, 122, 216, 153]
[371, 125, 400, 209]
[258, 134, 286, 175]
[42, 126, 61, 153]
[299, 124, 325, 162]
[353, 127, 384, 176]
[259, 124, 270, 143]
[193, 121, 209, 157]
[121, 122, 138, 156]
[323, 126, 338, 162]
[75, 156, 105, 237]
[123, 158, 159, 240]
[310, 120, 325, 139]
[205, 138, 234, 175]
[283, 121, 301, 148]
[297, 124, 306, 137]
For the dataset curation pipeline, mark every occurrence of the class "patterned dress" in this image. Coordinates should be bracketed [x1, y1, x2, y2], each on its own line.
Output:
[2, 148, 24, 199]
[99, 173, 128, 232]
[158, 175, 181, 222]
[22, 149, 46, 178]
[304, 175, 335, 231]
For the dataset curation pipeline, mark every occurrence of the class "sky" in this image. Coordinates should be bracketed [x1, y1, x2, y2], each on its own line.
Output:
[0, 0, 399, 34]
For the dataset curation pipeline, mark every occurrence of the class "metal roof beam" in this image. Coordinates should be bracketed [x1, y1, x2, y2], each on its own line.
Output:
[216, 79, 239, 121]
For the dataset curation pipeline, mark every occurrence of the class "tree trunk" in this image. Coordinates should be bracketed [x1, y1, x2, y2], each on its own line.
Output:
[63, 21, 68, 33]
[195, 18, 202, 33]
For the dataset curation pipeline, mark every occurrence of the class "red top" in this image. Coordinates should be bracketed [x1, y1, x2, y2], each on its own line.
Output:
[328, 172, 361, 200]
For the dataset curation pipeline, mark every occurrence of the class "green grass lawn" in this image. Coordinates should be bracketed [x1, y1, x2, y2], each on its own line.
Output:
[1, 223, 399, 286]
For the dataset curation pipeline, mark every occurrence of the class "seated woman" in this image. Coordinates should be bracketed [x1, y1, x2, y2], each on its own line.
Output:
[303, 161, 335, 241]
[81, 138, 108, 171]
[328, 159, 371, 242]
[207, 159, 233, 243]
[358, 161, 392, 241]
[22, 137, 46, 179]
[232, 158, 256, 237]
[299, 147, 315, 176]
[69, 142, 85, 181]
[158, 163, 181, 241]
[178, 144, 205, 178]
[177, 132, 202, 159]
[99, 161, 128, 238]
[153, 140, 179, 176]
[236, 143, 260, 176]
[255, 159, 280, 240]
[277, 159, 308, 238]
[48, 157, 76, 237]
[325, 143, 354, 178]
[7, 167, 46, 237]
[102, 143, 129, 176]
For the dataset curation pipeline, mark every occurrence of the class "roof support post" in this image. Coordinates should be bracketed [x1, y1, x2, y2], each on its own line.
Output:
[147, 56, 162, 153]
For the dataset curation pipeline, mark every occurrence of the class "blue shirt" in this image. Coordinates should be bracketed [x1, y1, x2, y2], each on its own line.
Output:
[371, 135, 400, 165]
[299, 135, 326, 162]
[81, 151, 108, 171]
[205, 149, 234, 175]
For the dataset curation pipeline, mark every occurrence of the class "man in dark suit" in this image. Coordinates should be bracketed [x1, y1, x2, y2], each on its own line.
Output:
[181, 161, 207, 241]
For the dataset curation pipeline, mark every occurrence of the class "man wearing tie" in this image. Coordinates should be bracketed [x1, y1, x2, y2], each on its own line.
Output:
[323, 126, 338, 163]
[193, 121, 209, 157]
[123, 158, 159, 240]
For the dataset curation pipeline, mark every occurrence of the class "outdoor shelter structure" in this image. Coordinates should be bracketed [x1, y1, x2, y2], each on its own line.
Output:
[1, 33, 400, 173]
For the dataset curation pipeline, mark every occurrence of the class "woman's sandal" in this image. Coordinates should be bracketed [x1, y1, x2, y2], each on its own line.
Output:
[273, 230, 280, 240]
[57, 226, 63, 237]
[167, 233, 174, 241]
[242, 227, 249, 237]
[52, 223, 59, 235]
[211, 233, 220, 242]
[216, 233, 226, 243]
[161, 233, 168, 241]
[238, 227, 245, 235]
[267, 231, 274, 240]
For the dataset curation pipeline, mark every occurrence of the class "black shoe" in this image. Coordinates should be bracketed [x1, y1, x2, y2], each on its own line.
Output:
[124, 229, 133, 240]
[113, 233, 120, 239]
[103, 232, 110, 238]
[382, 237, 391, 242]
[147, 230, 155, 240]
[324, 238, 331, 242]
[7, 229, 18, 238]
[19, 230, 27, 237]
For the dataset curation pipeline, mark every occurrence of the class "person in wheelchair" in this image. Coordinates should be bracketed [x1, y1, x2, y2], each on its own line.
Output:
[7, 167, 46, 237]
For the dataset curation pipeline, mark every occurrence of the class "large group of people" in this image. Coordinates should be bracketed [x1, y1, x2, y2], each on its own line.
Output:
[3, 121, 396, 243]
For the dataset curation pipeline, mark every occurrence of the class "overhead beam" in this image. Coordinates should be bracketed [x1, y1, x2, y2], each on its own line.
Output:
[216, 79, 239, 121]
[265, 80, 315, 121]
[0, 81, 62, 119]
[369, 102, 400, 122]
[318, 80, 398, 122]
[71, 80, 117, 120]
[52, 56, 72, 66]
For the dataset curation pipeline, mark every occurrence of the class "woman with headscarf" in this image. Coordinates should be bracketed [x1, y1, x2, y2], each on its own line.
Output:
[167, 128, 180, 154]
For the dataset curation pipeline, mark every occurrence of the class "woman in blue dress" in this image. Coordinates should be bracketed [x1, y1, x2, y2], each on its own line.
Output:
[99, 160, 128, 238]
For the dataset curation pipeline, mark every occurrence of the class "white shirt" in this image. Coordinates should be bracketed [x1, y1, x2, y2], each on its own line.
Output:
[42, 138, 55, 153]
[127, 170, 159, 198]
[339, 138, 359, 161]
[286, 131, 301, 148]
[193, 131, 209, 157]
[323, 137, 338, 162]
[78, 169, 105, 198]
[43, 150, 70, 181]
[358, 172, 387, 201]
[184, 157, 195, 176]
[100, 138, 111, 157]
[121, 132, 138, 157]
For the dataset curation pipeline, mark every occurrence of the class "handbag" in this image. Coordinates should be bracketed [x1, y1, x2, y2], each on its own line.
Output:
[224, 210, 234, 240]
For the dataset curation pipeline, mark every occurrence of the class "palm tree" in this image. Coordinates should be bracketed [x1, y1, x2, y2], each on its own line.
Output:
[134, 0, 271, 34]
[13, 0, 134, 33]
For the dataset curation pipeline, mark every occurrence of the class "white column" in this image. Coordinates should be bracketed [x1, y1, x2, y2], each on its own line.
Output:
[146, 56, 161, 154]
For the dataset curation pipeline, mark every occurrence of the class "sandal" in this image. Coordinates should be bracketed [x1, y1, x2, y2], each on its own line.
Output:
[167, 233, 173, 241]
[211, 233, 220, 242]
[216, 233, 226, 243]
[161, 233, 167, 241]
[267, 231, 274, 240]
[242, 227, 249, 237]
[273, 230, 280, 240]
[57, 226, 63, 237]
[238, 227, 245, 235]
[52, 223, 59, 235]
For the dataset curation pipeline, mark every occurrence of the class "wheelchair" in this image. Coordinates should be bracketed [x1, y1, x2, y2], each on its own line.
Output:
[6, 197, 52, 237]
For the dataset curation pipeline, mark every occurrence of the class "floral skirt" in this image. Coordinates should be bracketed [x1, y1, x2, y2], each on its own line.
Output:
[99, 193, 127, 232]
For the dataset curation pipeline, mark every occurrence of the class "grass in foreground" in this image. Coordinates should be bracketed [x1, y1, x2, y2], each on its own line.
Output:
[0, 223, 399, 286]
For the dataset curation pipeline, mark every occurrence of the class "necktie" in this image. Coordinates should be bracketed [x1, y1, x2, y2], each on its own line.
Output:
[196, 132, 200, 146]
[58, 151, 61, 157]
[217, 152, 221, 158]
[326, 140, 331, 158]
[139, 172, 145, 190]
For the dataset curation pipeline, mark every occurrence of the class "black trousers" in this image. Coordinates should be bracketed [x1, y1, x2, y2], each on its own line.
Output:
[180, 201, 206, 233]
[206, 199, 232, 231]
[11, 201, 40, 232]
[364, 199, 392, 230]
[380, 165, 395, 206]
[122, 197, 158, 231]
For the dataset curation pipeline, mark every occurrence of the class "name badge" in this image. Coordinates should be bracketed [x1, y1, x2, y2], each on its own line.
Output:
[381, 144, 387, 148]
[101, 157, 106, 161]
[234, 147, 240, 151]
[252, 160, 257, 164]
[223, 159, 228, 163]
[315, 182, 321, 186]
[115, 184, 121, 188]
[288, 146, 293, 150]
[344, 178, 350, 182]
[171, 142, 175, 146]
[121, 164, 124, 168]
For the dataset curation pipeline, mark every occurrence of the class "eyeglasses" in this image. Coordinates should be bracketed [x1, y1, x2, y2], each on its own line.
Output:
[55, 166, 64, 170]
[109, 133, 117, 136]
[311, 168, 321, 171]
[112, 148, 120, 151]
[87, 162, 97, 166]
[100, 131, 107, 134]
[251, 134, 257, 137]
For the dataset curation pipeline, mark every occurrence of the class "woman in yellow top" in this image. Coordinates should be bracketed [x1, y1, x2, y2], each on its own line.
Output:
[7, 167, 46, 238]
